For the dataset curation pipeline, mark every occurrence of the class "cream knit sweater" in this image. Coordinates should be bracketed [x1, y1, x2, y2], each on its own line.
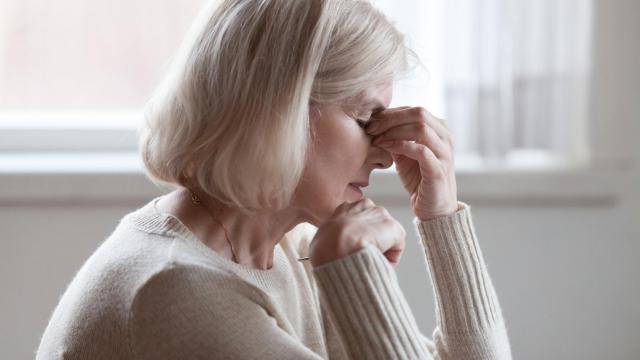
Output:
[36, 196, 512, 359]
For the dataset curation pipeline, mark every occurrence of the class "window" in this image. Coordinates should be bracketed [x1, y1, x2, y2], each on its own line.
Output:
[376, 0, 593, 169]
[0, 0, 208, 154]
[1, 0, 593, 171]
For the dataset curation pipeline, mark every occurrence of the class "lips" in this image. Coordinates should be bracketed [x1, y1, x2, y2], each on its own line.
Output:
[348, 183, 364, 196]
[349, 181, 369, 188]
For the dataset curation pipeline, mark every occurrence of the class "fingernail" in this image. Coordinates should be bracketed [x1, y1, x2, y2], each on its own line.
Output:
[366, 121, 380, 132]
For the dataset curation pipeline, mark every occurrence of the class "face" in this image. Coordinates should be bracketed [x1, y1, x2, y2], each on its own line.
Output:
[293, 80, 394, 226]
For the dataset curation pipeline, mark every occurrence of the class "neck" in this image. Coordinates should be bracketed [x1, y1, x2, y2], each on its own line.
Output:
[174, 188, 308, 270]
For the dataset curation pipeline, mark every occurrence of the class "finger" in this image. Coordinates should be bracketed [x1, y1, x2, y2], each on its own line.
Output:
[378, 140, 446, 180]
[419, 108, 454, 147]
[385, 250, 403, 268]
[381, 221, 406, 264]
[367, 107, 451, 145]
[383, 106, 412, 113]
[354, 197, 376, 210]
[365, 213, 398, 249]
[384, 233, 405, 267]
[352, 106, 409, 122]
[365, 106, 411, 116]
[371, 122, 451, 160]
[332, 198, 363, 217]
[339, 197, 375, 214]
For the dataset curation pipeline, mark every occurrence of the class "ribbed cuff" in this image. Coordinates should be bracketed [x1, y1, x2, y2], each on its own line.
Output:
[313, 244, 431, 360]
[413, 201, 505, 335]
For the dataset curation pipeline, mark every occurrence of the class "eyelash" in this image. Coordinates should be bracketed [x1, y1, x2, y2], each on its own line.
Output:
[355, 118, 368, 129]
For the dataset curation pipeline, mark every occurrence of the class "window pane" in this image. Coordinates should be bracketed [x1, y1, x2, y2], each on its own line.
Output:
[0, 0, 207, 110]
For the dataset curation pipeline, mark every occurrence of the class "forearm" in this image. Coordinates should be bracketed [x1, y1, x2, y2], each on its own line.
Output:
[413, 201, 512, 359]
[313, 243, 432, 360]
[312, 202, 513, 360]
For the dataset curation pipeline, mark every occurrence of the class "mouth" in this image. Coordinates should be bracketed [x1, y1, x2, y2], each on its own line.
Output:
[348, 183, 364, 196]
[350, 181, 369, 188]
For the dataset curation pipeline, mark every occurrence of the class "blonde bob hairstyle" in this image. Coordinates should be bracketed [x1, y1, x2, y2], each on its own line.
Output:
[139, 0, 419, 215]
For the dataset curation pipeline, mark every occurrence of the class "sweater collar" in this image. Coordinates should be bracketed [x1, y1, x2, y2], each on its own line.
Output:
[120, 196, 297, 279]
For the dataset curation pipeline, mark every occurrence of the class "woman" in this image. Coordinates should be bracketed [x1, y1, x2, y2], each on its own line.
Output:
[36, 0, 512, 359]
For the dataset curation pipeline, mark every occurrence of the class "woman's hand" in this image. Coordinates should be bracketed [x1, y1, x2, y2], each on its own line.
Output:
[309, 197, 406, 268]
[365, 107, 459, 221]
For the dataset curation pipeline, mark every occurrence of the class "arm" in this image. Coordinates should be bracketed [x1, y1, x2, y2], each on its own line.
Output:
[312, 201, 512, 360]
[413, 201, 512, 359]
[128, 265, 324, 360]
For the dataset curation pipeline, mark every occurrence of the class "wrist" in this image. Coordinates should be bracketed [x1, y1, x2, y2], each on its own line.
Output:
[309, 221, 366, 267]
[416, 202, 463, 221]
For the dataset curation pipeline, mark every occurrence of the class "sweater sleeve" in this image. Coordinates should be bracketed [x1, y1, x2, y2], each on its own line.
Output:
[312, 201, 512, 360]
[128, 264, 325, 360]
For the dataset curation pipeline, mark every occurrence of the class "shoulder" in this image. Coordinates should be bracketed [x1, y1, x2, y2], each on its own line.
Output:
[128, 263, 269, 339]
[126, 263, 329, 359]
[127, 263, 274, 356]
[130, 262, 265, 311]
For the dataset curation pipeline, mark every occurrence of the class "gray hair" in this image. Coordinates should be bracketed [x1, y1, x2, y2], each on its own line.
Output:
[139, 0, 419, 214]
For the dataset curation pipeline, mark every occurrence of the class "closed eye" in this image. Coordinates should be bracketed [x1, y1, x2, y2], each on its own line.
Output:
[355, 119, 368, 129]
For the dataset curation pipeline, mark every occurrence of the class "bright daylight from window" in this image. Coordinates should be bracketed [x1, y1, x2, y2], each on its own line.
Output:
[0, 0, 592, 171]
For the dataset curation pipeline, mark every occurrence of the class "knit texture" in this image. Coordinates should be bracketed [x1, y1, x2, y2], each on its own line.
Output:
[35, 196, 512, 359]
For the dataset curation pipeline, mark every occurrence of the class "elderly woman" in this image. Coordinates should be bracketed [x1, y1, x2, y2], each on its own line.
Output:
[36, 0, 512, 359]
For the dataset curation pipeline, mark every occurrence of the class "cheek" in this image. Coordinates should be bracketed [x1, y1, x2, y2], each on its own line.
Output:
[291, 176, 338, 223]
[319, 125, 368, 166]
[293, 152, 359, 221]
[294, 113, 369, 219]
[312, 136, 364, 185]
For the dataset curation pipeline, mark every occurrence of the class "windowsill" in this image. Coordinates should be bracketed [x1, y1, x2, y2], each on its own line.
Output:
[0, 152, 631, 206]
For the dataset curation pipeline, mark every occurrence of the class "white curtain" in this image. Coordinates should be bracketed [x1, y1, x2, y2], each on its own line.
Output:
[375, 0, 593, 168]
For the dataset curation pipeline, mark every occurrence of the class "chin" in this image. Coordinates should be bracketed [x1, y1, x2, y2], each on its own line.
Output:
[300, 200, 337, 227]
[306, 199, 346, 227]
[299, 187, 361, 226]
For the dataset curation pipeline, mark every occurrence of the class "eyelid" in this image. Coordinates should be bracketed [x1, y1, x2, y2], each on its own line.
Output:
[355, 119, 368, 128]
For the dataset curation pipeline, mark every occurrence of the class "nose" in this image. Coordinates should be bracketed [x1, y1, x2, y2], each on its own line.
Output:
[368, 142, 394, 170]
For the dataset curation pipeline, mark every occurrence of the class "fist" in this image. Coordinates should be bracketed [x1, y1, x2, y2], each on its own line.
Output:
[309, 197, 406, 268]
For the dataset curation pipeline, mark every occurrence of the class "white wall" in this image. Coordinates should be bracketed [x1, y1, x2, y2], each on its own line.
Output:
[2, 0, 639, 359]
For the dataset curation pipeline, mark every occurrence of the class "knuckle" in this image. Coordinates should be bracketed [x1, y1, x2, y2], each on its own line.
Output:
[413, 106, 429, 119]
[448, 136, 455, 150]
[376, 206, 390, 217]
[419, 146, 430, 159]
